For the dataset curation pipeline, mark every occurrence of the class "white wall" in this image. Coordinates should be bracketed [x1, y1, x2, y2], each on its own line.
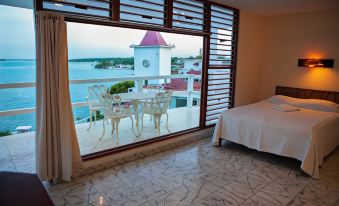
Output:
[134, 46, 172, 84]
[159, 47, 172, 77]
[258, 9, 339, 99]
[234, 11, 266, 106]
[235, 9, 339, 106]
[134, 47, 159, 78]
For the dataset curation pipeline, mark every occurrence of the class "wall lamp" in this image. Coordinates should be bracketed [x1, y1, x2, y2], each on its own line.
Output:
[298, 59, 334, 68]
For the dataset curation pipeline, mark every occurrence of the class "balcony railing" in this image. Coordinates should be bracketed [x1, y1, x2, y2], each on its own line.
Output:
[0, 74, 201, 118]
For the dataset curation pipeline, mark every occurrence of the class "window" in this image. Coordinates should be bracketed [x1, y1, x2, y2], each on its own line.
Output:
[0, 5, 36, 173]
[35, 0, 239, 157]
[67, 23, 203, 155]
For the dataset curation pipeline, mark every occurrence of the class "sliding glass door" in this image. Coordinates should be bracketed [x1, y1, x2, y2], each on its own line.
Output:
[66, 23, 203, 155]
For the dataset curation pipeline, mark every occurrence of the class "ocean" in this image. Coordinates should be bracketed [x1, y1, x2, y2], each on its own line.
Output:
[0, 60, 134, 132]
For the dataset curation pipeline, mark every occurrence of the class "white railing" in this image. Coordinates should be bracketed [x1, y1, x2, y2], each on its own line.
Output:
[0, 74, 201, 117]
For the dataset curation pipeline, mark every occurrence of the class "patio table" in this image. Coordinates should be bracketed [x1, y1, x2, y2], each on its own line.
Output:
[117, 92, 156, 136]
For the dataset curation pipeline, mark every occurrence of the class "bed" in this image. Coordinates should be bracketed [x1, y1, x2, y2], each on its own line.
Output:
[212, 86, 339, 178]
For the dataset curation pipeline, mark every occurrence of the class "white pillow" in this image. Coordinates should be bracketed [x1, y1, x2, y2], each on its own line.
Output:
[266, 95, 300, 105]
[296, 99, 339, 113]
[266, 95, 339, 112]
[271, 104, 300, 112]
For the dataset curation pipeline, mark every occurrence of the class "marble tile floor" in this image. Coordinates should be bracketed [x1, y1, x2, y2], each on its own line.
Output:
[0, 106, 200, 174]
[44, 138, 339, 206]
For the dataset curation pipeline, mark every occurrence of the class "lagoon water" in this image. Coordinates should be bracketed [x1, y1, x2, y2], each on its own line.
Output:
[0, 60, 134, 132]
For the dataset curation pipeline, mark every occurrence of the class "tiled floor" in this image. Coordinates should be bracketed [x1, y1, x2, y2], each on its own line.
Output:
[77, 106, 200, 155]
[44, 138, 339, 206]
[0, 106, 200, 173]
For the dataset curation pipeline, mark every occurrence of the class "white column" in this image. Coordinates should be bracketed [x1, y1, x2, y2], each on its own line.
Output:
[136, 80, 143, 92]
[187, 75, 194, 108]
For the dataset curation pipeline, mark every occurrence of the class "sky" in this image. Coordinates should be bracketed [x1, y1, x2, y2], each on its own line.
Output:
[0, 5, 203, 59]
[0, 5, 35, 59]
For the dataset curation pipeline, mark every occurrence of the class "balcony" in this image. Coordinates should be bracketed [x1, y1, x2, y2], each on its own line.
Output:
[0, 105, 199, 174]
[0, 74, 202, 172]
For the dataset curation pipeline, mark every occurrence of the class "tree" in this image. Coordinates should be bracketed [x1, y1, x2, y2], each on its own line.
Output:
[87, 111, 104, 122]
[95, 60, 113, 69]
[0, 130, 12, 137]
[171, 57, 179, 64]
[110, 81, 135, 94]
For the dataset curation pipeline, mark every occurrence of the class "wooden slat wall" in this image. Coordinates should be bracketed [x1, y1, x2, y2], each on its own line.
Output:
[172, 0, 206, 32]
[119, 0, 166, 27]
[42, 0, 112, 19]
[205, 4, 238, 125]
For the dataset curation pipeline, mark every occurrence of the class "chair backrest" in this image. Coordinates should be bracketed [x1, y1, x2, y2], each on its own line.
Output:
[151, 90, 172, 114]
[146, 85, 163, 93]
[112, 95, 122, 106]
[98, 92, 113, 116]
[87, 85, 108, 106]
[99, 93, 130, 118]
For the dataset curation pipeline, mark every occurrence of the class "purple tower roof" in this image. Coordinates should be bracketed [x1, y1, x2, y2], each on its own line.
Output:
[139, 31, 167, 46]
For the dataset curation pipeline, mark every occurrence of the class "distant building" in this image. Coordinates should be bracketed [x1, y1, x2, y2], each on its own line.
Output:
[187, 69, 201, 75]
[130, 31, 174, 85]
[178, 58, 202, 74]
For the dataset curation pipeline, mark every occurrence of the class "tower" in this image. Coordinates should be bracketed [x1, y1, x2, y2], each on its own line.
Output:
[131, 31, 174, 85]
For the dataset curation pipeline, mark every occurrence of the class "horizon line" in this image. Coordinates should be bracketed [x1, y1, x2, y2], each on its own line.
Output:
[0, 56, 201, 61]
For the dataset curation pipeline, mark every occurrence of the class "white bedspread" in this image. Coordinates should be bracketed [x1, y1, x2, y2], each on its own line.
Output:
[212, 101, 339, 178]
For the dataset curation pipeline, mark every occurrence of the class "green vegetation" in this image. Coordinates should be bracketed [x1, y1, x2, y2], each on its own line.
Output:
[0, 130, 12, 137]
[109, 81, 135, 94]
[87, 111, 104, 122]
[195, 54, 202, 59]
[76, 117, 82, 121]
[186, 55, 202, 59]
[171, 57, 179, 64]
[69, 57, 134, 69]
[69, 58, 122, 62]
[95, 60, 113, 69]
[94, 58, 134, 69]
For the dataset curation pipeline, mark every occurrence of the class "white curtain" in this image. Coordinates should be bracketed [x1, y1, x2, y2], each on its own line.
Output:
[35, 11, 82, 181]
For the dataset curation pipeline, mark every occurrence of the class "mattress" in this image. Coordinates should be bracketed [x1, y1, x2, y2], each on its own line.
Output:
[212, 101, 339, 178]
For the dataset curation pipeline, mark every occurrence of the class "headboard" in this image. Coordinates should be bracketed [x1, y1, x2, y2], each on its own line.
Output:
[275, 86, 339, 104]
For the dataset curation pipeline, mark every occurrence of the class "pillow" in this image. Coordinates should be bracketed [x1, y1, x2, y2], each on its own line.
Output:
[266, 95, 300, 105]
[296, 99, 339, 113]
[266, 95, 339, 112]
[271, 104, 300, 112]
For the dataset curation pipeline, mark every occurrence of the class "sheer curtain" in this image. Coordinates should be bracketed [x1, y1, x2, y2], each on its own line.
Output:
[35, 11, 82, 181]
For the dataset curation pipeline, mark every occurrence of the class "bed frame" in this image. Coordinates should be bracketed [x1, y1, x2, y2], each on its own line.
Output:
[276, 86, 339, 104]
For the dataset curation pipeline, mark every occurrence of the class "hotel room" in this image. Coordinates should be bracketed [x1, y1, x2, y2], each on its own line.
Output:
[0, 0, 338, 205]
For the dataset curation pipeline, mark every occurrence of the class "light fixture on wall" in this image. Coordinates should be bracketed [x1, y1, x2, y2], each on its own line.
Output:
[298, 59, 334, 68]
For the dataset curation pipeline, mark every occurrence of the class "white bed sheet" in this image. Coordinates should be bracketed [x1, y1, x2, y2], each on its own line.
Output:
[212, 101, 339, 178]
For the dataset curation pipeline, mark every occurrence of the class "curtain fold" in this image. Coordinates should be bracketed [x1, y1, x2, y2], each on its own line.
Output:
[35, 11, 82, 181]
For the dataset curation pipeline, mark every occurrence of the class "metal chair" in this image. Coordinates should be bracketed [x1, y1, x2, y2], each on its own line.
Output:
[86, 85, 108, 131]
[140, 90, 172, 136]
[145, 85, 164, 121]
[98, 93, 137, 144]
[146, 85, 163, 93]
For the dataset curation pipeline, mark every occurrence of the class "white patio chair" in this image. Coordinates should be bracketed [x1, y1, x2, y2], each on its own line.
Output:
[99, 93, 137, 144]
[86, 85, 109, 131]
[140, 90, 172, 136]
[145, 85, 164, 121]
[146, 85, 163, 93]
